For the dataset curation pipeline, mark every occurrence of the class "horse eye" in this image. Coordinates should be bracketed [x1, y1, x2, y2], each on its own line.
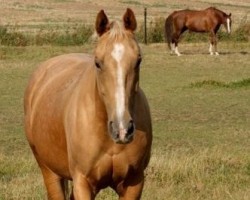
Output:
[95, 61, 101, 69]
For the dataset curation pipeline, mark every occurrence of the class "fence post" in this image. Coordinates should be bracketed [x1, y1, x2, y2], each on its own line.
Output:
[144, 7, 147, 44]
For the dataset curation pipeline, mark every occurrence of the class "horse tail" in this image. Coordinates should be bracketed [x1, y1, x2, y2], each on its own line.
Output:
[164, 14, 174, 49]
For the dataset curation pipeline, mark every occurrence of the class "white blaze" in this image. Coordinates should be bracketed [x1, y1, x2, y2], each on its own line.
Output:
[111, 43, 125, 129]
[226, 18, 231, 33]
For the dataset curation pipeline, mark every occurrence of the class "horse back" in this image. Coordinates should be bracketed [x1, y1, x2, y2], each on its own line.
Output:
[171, 8, 219, 32]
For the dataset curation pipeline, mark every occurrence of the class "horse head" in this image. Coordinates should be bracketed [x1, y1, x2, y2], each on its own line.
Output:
[223, 13, 232, 34]
[94, 8, 141, 144]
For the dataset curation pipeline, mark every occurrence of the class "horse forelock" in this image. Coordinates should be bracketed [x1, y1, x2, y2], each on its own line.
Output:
[95, 20, 137, 59]
[109, 21, 125, 38]
[101, 20, 134, 43]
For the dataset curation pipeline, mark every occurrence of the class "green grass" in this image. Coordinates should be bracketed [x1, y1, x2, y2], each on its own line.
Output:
[0, 42, 250, 199]
[191, 78, 250, 88]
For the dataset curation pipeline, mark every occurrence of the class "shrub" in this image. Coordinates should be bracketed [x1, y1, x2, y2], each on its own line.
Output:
[136, 17, 165, 43]
[147, 17, 165, 43]
[34, 24, 93, 46]
[0, 15, 248, 46]
[0, 24, 93, 46]
[0, 26, 28, 46]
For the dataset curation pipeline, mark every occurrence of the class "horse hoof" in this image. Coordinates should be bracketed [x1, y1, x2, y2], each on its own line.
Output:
[215, 52, 219, 56]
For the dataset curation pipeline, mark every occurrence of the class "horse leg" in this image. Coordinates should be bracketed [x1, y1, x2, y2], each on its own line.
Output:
[209, 32, 219, 55]
[39, 164, 66, 200]
[117, 173, 144, 200]
[209, 43, 214, 55]
[172, 32, 181, 56]
[171, 35, 181, 56]
[72, 175, 95, 200]
[170, 43, 175, 54]
[214, 39, 219, 56]
[174, 43, 181, 56]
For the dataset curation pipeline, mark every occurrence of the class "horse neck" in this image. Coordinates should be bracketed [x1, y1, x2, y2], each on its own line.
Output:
[212, 8, 227, 23]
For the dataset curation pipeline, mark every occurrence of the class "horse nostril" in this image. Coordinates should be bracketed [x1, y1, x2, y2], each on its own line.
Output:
[109, 121, 119, 139]
[127, 120, 135, 135]
[109, 121, 114, 133]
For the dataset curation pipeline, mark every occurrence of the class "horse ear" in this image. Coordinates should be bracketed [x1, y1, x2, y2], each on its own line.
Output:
[229, 13, 232, 17]
[95, 10, 109, 36]
[123, 8, 137, 32]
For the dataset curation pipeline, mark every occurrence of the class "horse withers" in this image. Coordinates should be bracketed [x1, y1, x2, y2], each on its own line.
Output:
[24, 8, 152, 200]
[165, 7, 232, 56]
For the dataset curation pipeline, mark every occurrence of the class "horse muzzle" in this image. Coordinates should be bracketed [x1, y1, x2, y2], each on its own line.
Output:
[109, 120, 135, 144]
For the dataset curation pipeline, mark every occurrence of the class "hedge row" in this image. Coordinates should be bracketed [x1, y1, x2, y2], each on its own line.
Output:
[0, 18, 249, 46]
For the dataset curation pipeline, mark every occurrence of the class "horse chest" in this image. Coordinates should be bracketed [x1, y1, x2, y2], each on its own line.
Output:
[90, 145, 139, 173]
[86, 149, 140, 189]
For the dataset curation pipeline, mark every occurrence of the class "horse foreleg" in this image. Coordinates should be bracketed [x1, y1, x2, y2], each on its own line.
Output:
[209, 43, 214, 55]
[73, 174, 95, 200]
[170, 43, 175, 54]
[174, 44, 181, 56]
[117, 173, 144, 200]
[39, 165, 66, 200]
[209, 32, 219, 55]
[214, 42, 219, 56]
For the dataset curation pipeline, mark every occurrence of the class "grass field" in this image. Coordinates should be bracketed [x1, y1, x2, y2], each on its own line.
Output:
[0, 42, 249, 199]
[0, 0, 250, 199]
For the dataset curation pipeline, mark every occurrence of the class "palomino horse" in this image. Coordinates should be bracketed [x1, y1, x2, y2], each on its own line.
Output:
[24, 8, 152, 200]
[165, 7, 232, 56]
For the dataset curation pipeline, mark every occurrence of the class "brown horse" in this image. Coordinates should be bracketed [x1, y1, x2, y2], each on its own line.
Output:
[165, 7, 232, 56]
[24, 8, 152, 200]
